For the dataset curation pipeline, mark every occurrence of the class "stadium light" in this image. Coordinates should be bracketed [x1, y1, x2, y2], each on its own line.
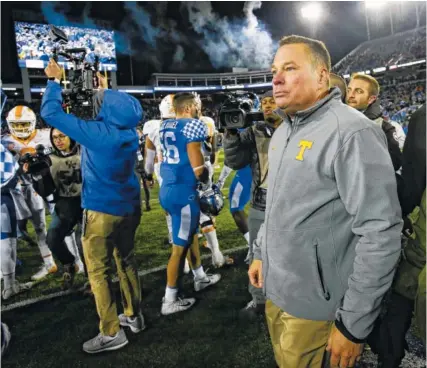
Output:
[365, 1, 387, 10]
[300, 3, 323, 21]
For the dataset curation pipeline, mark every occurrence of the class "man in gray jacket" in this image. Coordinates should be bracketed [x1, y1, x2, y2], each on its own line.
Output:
[248, 35, 402, 368]
[223, 91, 282, 319]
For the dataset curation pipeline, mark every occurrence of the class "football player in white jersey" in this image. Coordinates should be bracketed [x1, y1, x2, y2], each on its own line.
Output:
[144, 95, 174, 246]
[3, 106, 82, 280]
[199, 116, 233, 268]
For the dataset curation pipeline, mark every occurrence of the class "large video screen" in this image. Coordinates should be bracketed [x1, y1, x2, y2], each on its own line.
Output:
[14, 22, 117, 71]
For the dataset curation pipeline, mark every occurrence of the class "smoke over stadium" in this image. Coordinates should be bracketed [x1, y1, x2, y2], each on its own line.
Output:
[40, 1, 276, 71]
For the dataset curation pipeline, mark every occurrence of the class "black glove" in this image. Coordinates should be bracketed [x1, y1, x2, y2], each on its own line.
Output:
[255, 122, 275, 138]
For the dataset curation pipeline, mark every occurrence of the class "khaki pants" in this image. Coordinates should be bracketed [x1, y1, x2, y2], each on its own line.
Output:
[265, 300, 333, 368]
[82, 209, 142, 336]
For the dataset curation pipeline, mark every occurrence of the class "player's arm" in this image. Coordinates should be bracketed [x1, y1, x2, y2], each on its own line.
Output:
[187, 142, 209, 184]
[144, 136, 156, 176]
[209, 133, 216, 164]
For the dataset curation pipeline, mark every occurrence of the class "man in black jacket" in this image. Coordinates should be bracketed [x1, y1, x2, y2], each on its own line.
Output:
[222, 91, 282, 319]
[347, 73, 402, 171]
[367, 103, 426, 367]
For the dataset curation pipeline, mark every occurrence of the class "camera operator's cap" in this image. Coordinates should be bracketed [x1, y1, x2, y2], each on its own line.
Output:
[260, 91, 273, 100]
[160, 94, 176, 119]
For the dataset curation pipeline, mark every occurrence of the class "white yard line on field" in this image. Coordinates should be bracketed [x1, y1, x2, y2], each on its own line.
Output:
[2, 245, 248, 312]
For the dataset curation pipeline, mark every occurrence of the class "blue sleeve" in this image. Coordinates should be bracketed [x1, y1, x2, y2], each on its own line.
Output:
[182, 119, 208, 144]
[40, 81, 117, 151]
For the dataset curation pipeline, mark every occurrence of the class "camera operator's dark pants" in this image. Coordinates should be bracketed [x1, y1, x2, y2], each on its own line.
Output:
[248, 207, 266, 305]
[367, 291, 414, 368]
[47, 197, 83, 266]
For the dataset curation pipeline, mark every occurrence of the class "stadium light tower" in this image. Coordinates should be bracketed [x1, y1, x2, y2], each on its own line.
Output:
[300, 3, 323, 36]
[364, 1, 394, 41]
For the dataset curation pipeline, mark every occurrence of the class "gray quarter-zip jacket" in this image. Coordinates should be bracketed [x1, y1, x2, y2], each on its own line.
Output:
[253, 87, 403, 341]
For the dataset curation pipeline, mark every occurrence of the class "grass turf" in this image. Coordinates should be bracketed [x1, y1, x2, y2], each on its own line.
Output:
[2, 251, 277, 368]
[3, 151, 243, 304]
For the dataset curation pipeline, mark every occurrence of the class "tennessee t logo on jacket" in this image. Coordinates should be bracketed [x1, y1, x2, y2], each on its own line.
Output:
[295, 140, 313, 161]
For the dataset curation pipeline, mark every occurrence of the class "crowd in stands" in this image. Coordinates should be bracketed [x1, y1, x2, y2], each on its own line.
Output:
[334, 27, 426, 75]
[15, 22, 116, 65]
[2, 78, 425, 133]
[380, 81, 425, 126]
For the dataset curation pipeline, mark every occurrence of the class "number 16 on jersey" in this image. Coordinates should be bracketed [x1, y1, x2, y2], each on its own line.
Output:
[161, 131, 180, 164]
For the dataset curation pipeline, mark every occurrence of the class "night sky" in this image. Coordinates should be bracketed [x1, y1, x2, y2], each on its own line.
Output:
[1, 1, 426, 85]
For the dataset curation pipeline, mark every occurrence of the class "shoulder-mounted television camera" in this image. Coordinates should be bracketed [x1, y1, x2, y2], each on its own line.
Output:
[18, 144, 52, 174]
[18, 144, 57, 200]
[48, 25, 100, 116]
[218, 92, 264, 131]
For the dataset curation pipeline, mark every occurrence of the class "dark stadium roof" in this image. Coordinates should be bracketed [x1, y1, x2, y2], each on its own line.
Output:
[1, 1, 426, 85]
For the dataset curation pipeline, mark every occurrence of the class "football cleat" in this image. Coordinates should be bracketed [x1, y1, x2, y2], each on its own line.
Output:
[238, 300, 265, 321]
[161, 297, 196, 315]
[31, 263, 58, 281]
[75, 260, 85, 275]
[212, 251, 234, 268]
[2, 281, 33, 300]
[194, 273, 221, 292]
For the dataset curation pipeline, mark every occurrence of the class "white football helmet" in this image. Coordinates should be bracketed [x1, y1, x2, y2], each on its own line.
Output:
[200, 116, 216, 138]
[6, 106, 37, 139]
[159, 94, 176, 119]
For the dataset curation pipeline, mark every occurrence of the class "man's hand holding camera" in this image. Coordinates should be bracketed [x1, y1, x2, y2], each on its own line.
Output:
[45, 59, 108, 89]
[96, 72, 108, 89]
[45, 59, 63, 81]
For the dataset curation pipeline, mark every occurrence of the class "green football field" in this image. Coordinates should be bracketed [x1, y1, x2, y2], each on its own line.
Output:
[1, 152, 425, 367]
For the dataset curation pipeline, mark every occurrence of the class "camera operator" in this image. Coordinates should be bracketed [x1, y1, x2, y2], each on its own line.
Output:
[222, 91, 282, 320]
[41, 59, 144, 354]
[23, 128, 84, 290]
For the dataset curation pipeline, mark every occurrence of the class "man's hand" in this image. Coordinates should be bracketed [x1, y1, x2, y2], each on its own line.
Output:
[45, 59, 63, 80]
[248, 259, 263, 288]
[326, 325, 364, 368]
[97, 72, 108, 89]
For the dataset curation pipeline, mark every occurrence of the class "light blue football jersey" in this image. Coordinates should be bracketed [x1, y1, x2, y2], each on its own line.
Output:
[159, 118, 208, 187]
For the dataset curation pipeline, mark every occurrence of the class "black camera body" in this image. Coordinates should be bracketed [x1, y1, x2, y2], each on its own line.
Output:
[18, 145, 52, 174]
[19, 144, 57, 200]
[218, 93, 264, 132]
[49, 25, 100, 117]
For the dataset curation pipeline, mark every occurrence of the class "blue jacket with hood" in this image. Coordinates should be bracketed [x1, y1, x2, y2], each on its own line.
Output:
[41, 81, 142, 216]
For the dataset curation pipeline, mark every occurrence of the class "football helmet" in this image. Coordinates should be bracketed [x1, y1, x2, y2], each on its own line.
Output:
[6, 106, 37, 139]
[159, 94, 176, 119]
[199, 116, 216, 138]
[200, 185, 224, 217]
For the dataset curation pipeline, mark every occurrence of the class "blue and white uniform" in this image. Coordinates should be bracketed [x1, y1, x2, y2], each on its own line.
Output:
[1, 144, 19, 240]
[229, 165, 252, 213]
[159, 118, 208, 246]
